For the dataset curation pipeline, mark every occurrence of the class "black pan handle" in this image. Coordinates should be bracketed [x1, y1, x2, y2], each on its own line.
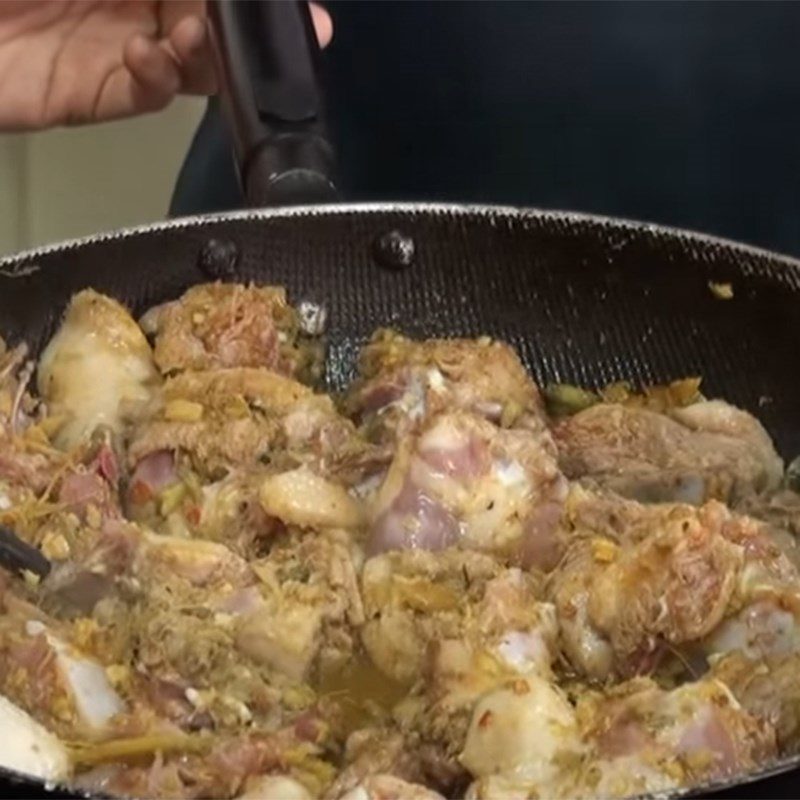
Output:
[207, 0, 338, 208]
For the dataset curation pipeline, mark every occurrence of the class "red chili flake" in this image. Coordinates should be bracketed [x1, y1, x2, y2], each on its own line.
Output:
[128, 481, 153, 505]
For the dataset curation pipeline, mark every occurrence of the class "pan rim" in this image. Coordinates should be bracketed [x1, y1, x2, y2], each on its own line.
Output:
[1, 201, 800, 271]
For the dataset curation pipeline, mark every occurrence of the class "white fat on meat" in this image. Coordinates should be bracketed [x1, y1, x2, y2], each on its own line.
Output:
[0, 694, 70, 782]
[259, 465, 365, 530]
[338, 775, 445, 800]
[237, 775, 313, 800]
[461, 676, 580, 790]
[25, 621, 124, 732]
[38, 290, 160, 449]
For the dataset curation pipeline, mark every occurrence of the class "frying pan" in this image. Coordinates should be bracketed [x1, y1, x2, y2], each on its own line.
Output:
[1, 2, 800, 799]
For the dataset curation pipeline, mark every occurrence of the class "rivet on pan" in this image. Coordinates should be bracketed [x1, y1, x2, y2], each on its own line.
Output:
[372, 230, 416, 271]
[198, 238, 240, 280]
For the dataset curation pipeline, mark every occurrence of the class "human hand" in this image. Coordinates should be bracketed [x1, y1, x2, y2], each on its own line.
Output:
[0, 1, 333, 131]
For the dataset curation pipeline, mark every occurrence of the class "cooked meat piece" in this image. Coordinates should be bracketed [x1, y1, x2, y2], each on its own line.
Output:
[236, 530, 365, 682]
[337, 774, 446, 800]
[38, 290, 161, 450]
[360, 548, 551, 684]
[0, 694, 70, 783]
[129, 368, 377, 483]
[0, 344, 68, 500]
[347, 330, 549, 445]
[140, 282, 324, 381]
[546, 487, 800, 680]
[58, 438, 122, 525]
[385, 560, 559, 792]
[73, 730, 325, 800]
[0, 340, 45, 434]
[0, 437, 65, 500]
[461, 673, 580, 799]
[366, 411, 567, 568]
[238, 775, 314, 799]
[260, 465, 365, 531]
[465, 674, 775, 800]
[325, 728, 426, 800]
[41, 518, 255, 622]
[571, 675, 776, 798]
[0, 594, 125, 738]
[554, 400, 783, 505]
[711, 651, 800, 755]
[737, 488, 800, 570]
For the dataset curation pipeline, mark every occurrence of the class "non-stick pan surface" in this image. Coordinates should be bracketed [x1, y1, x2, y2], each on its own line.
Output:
[1, 203, 800, 799]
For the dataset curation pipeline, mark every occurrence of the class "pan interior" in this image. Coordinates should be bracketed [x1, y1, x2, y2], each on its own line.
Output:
[0, 203, 799, 800]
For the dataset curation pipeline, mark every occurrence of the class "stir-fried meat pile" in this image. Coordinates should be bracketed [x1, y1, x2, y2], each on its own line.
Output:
[0, 282, 798, 800]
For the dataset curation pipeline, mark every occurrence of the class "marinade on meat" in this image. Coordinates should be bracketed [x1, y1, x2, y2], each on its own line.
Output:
[0, 282, 797, 800]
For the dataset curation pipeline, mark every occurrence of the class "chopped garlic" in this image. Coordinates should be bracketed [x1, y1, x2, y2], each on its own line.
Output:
[41, 532, 71, 561]
[591, 537, 619, 563]
[708, 281, 733, 300]
[163, 399, 204, 422]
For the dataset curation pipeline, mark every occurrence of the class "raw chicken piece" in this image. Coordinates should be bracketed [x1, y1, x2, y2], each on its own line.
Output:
[347, 330, 548, 444]
[360, 548, 551, 684]
[546, 486, 800, 680]
[367, 411, 567, 568]
[555, 400, 783, 505]
[129, 368, 377, 483]
[140, 282, 323, 380]
[38, 290, 161, 450]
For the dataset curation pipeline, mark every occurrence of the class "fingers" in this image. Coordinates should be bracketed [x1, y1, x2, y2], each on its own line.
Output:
[113, 0, 333, 118]
[166, 14, 217, 95]
[122, 33, 180, 111]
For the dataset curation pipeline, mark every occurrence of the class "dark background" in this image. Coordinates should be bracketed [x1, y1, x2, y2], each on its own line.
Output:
[172, 1, 800, 257]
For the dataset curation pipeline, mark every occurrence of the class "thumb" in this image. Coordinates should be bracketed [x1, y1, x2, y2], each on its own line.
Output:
[310, 2, 333, 48]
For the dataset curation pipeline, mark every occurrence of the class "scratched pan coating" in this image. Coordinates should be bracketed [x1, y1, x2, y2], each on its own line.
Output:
[0, 203, 799, 800]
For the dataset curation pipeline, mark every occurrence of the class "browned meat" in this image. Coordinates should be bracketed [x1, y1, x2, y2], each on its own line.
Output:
[711, 651, 800, 756]
[73, 730, 326, 800]
[346, 330, 548, 445]
[465, 673, 775, 799]
[324, 728, 427, 800]
[236, 530, 366, 683]
[555, 400, 783, 504]
[737, 488, 800, 570]
[140, 282, 323, 381]
[546, 487, 800, 680]
[128, 368, 377, 483]
[365, 410, 567, 569]
[360, 548, 552, 684]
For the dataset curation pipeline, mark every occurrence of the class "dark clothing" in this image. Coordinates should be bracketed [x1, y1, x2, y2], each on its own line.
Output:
[171, 1, 800, 255]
